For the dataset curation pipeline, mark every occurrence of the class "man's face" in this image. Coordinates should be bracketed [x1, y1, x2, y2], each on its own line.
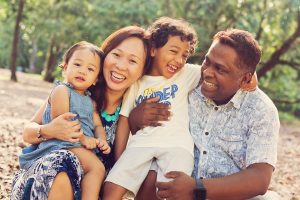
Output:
[201, 41, 248, 105]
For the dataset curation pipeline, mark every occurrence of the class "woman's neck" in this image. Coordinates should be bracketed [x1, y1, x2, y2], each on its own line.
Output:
[104, 88, 124, 114]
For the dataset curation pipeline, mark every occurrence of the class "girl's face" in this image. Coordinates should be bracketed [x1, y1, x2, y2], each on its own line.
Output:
[103, 37, 146, 93]
[64, 48, 100, 94]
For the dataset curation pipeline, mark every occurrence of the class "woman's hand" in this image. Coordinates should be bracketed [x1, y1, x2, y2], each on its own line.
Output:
[128, 96, 171, 134]
[42, 112, 83, 142]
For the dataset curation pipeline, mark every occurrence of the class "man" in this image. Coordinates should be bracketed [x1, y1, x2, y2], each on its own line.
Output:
[154, 29, 280, 200]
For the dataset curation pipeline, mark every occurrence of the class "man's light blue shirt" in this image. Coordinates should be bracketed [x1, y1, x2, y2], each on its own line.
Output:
[189, 86, 280, 179]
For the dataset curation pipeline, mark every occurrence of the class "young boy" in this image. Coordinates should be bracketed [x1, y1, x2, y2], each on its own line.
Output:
[103, 17, 200, 199]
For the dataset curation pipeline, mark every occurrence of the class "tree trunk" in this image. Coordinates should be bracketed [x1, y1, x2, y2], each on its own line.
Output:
[29, 38, 38, 73]
[9, 0, 26, 82]
[43, 37, 58, 82]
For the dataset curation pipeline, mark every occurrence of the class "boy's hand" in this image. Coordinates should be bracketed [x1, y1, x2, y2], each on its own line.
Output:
[80, 135, 98, 149]
[97, 139, 111, 154]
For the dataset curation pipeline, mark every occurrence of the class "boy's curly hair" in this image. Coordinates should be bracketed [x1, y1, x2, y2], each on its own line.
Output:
[147, 17, 198, 54]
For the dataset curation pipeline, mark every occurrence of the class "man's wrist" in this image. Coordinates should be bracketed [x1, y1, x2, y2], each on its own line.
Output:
[193, 178, 207, 200]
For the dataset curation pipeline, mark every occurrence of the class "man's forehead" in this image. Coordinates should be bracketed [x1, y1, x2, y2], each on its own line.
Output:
[207, 41, 239, 67]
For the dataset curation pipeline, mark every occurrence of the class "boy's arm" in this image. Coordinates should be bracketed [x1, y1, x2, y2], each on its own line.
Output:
[114, 115, 130, 161]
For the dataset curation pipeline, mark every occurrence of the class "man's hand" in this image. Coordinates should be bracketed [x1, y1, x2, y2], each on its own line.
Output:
[156, 171, 196, 200]
[128, 96, 170, 134]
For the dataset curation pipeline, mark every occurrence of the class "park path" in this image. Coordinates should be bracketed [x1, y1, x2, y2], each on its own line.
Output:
[0, 69, 299, 199]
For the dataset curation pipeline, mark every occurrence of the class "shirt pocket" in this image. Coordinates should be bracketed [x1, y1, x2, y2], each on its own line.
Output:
[215, 130, 245, 164]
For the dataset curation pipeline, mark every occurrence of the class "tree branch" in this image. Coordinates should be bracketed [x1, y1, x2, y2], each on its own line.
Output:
[273, 98, 300, 104]
[257, 9, 300, 79]
[278, 60, 300, 71]
[255, 0, 267, 41]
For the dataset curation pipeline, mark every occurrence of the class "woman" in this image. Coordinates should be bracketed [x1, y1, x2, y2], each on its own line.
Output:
[11, 26, 151, 200]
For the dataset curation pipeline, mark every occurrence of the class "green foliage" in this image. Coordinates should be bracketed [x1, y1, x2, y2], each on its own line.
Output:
[1, 0, 299, 118]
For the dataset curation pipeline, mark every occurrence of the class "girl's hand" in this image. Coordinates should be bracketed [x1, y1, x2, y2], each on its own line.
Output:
[80, 136, 98, 150]
[97, 139, 111, 154]
[43, 112, 82, 142]
[128, 96, 170, 134]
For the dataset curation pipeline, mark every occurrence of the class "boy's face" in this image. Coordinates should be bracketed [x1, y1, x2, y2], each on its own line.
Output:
[201, 41, 250, 105]
[150, 36, 190, 79]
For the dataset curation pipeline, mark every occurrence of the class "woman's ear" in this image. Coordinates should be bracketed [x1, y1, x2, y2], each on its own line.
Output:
[241, 72, 257, 91]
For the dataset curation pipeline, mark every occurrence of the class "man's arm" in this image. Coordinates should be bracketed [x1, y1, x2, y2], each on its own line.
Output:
[157, 163, 273, 200]
[128, 96, 170, 134]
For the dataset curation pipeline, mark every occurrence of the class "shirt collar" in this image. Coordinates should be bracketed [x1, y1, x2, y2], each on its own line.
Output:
[194, 86, 247, 109]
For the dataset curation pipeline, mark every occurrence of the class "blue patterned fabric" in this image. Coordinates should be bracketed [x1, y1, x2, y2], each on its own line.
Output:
[11, 150, 83, 200]
[19, 81, 94, 169]
[11, 113, 119, 200]
[189, 86, 280, 179]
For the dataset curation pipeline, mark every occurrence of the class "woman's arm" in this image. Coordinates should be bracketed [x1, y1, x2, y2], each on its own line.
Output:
[114, 115, 131, 160]
[23, 100, 82, 145]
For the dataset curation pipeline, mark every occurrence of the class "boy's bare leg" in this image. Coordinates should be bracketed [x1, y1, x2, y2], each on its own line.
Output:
[70, 147, 105, 200]
[48, 172, 73, 200]
[136, 170, 159, 200]
[103, 182, 128, 200]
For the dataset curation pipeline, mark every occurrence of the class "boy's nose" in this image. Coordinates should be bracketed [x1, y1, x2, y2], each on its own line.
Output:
[175, 56, 184, 66]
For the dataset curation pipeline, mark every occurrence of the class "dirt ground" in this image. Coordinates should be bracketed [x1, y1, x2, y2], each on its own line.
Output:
[0, 68, 299, 199]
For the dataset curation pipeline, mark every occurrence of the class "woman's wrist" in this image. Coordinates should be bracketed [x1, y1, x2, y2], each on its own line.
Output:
[36, 126, 47, 141]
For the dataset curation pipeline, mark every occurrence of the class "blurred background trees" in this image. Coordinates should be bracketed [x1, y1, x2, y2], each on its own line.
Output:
[0, 0, 299, 120]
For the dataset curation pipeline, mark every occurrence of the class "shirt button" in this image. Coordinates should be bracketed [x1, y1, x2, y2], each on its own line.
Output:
[214, 107, 218, 111]
[205, 132, 209, 135]
[203, 151, 207, 154]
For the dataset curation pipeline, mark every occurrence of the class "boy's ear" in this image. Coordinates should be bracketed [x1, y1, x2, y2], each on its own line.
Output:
[150, 47, 156, 57]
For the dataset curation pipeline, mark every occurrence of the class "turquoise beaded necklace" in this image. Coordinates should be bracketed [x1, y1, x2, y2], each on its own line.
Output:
[101, 104, 121, 122]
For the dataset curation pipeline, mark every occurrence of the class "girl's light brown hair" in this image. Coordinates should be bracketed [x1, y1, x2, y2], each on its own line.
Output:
[59, 41, 103, 69]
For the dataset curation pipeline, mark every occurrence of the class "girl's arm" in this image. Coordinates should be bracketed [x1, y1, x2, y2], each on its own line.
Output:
[93, 102, 106, 141]
[93, 106, 111, 154]
[23, 100, 82, 144]
[50, 85, 85, 142]
[114, 115, 130, 161]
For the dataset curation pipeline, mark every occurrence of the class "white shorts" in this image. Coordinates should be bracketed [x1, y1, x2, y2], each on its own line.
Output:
[105, 147, 194, 196]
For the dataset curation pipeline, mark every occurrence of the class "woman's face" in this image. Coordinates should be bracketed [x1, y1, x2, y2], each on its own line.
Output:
[103, 37, 146, 93]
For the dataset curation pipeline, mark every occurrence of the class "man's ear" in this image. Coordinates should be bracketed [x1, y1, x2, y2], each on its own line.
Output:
[241, 72, 258, 91]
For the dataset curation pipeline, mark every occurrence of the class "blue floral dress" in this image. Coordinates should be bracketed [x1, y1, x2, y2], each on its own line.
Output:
[11, 105, 119, 200]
